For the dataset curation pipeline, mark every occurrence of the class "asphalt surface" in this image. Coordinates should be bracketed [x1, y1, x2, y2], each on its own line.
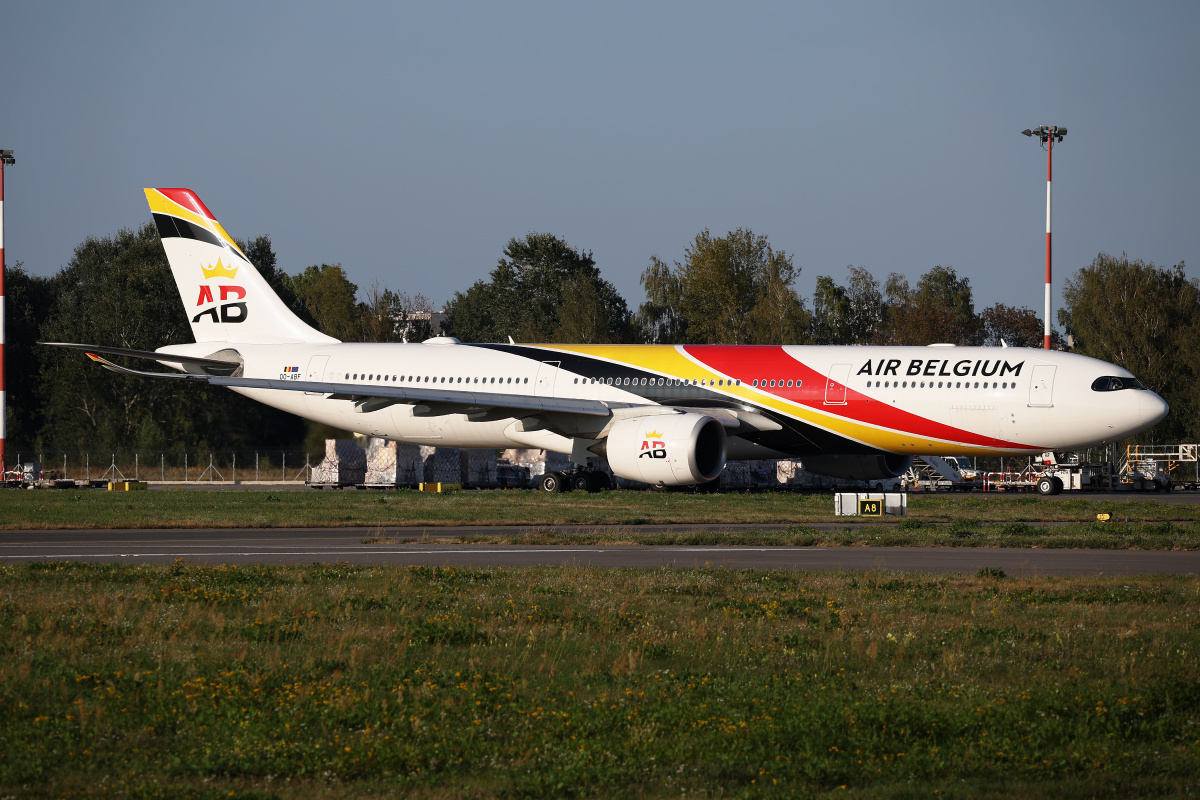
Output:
[1, 527, 1197, 575]
[140, 483, 1200, 504]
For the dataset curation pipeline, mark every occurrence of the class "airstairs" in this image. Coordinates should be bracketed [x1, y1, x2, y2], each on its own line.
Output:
[1118, 444, 1199, 490]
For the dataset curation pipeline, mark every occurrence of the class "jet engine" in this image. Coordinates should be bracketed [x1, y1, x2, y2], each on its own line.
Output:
[604, 413, 727, 486]
[801, 454, 913, 481]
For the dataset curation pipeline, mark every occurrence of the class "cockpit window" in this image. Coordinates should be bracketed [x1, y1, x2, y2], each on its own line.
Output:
[1091, 376, 1146, 392]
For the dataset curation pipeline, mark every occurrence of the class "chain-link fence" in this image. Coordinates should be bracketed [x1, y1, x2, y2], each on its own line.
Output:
[7, 451, 320, 483]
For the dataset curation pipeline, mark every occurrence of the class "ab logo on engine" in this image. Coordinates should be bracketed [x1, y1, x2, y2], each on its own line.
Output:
[639, 430, 667, 459]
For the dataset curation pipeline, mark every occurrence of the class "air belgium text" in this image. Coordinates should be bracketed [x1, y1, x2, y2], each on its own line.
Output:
[856, 359, 1024, 378]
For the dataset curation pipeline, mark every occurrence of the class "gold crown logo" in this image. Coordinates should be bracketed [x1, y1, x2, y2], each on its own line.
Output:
[645, 430, 663, 439]
[201, 258, 239, 280]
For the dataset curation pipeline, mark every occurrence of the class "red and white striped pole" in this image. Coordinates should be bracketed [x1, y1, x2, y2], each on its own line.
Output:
[0, 150, 12, 479]
[0, 152, 7, 478]
[1044, 132, 1053, 350]
[1022, 126, 1065, 350]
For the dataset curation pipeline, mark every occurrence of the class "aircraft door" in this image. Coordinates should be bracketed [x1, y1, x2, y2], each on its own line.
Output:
[535, 361, 561, 398]
[305, 355, 330, 396]
[824, 363, 851, 404]
[1028, 365, 1056, 407]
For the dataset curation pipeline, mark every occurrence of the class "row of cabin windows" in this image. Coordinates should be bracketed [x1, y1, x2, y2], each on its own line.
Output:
[346, 373, 529, 385]
[567, 377, 803, 390]
[865, 380, 1016, 389]
[572, 377, 741, 387]
[339, 373, 1016, 393]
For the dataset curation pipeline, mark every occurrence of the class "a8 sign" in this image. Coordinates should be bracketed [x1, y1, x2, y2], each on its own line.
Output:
[858, 498, 882, 517]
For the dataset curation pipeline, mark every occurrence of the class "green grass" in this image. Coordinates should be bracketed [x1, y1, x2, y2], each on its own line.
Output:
[1, 488, 1198, 532]
[425, 519, 1200, 549]
[0, 563, 1196, 798]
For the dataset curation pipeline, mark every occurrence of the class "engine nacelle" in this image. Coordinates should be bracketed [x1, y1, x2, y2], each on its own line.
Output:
[605, 413, 727, 486]
[801, 454, 913, 481]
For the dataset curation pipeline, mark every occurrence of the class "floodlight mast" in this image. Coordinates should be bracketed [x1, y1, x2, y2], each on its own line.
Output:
[0, 148, 12, 478]
[1021, 126, 1066, 349]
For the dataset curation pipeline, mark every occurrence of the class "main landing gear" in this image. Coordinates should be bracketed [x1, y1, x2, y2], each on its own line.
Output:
[539, 469, 613, 493]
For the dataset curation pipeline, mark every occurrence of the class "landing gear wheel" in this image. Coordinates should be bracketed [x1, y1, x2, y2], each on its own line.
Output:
[586, 471, 610, 492]
[1036, 476, 1056, 496]
[540, 471, 566, 493]
[571, 472, 593, 493]
[1051, 476, 1064, 495]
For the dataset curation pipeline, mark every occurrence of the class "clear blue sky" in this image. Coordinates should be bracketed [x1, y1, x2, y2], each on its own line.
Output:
[3, 1, 1197, 328]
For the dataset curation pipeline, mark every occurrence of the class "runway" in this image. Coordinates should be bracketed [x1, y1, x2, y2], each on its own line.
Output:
[1, 527, 1197, 575]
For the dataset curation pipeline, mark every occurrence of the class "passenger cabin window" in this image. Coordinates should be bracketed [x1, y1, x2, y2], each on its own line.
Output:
[1092, 376, 1145, 392]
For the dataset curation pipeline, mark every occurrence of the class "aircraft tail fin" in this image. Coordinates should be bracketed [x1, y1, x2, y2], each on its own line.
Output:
[145, 188, 336, 344]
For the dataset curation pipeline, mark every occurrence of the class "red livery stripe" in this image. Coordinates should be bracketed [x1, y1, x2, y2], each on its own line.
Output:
[156, 188, 217, 221]
[683, 345, 1032, 450]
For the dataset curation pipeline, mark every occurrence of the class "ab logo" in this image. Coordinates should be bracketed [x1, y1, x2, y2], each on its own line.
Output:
[639, 430, 667, 459]
[192, 260, 248, 324]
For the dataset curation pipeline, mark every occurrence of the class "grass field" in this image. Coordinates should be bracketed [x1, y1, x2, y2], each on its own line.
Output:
[1, 488, 1199, 533]
[0, 562, 1196, 798]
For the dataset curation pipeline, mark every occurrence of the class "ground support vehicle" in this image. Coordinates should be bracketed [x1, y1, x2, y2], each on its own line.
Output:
[902, 456, 978, 492]
[979, 449, 1182, 494]
[1120, 445, 1199, 491]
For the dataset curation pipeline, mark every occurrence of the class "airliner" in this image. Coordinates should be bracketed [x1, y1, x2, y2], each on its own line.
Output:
[46, 188, 1168, 494]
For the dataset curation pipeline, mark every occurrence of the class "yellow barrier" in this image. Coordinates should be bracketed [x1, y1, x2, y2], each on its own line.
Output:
[418, 482, 461, 493]
[107, 481, 148, 491]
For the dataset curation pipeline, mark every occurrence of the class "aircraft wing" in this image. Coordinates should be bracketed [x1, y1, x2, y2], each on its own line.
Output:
[42, 341, 242, 369]
[71, 349, 612, 418]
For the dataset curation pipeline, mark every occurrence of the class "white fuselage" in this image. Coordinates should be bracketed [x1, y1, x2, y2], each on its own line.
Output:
[158, 340, 1168, 458]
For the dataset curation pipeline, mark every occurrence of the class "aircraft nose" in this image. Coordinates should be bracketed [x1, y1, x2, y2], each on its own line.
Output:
[1140, 392, 1169, 429]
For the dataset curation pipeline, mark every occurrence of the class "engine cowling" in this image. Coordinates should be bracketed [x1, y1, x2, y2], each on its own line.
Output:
[605, 413, 727, 486]
[801, 454, 913, 481]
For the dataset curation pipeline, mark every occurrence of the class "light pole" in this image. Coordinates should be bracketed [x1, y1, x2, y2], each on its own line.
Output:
[1021, 126, 1066, 350]
[0, 148, 12, 479]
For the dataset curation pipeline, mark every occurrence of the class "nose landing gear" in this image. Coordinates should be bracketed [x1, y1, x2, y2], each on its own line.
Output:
[1035, 475, 1065, 496]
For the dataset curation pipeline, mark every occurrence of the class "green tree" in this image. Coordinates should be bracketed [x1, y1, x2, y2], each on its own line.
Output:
[359, 280, 434, 343]
[291, 264, 361, 341]
[635, 256, 687, 344]
[745, 252, 811, 345]
[980, 303, 1053, 348]
[236, 235, 315, 328]
[36, 223, 306, 452]
[444, 233, 630, 343]
[1060, 253, 1200, 442]
[811, 266, 885, 345]
[2, 263, 54, 450]
[37, 224, 198, 451]
[845, 266, 885, 344]
[879, 266, 981, 345]
[811, 275, 852, 344]
[636, 228, 809, 345]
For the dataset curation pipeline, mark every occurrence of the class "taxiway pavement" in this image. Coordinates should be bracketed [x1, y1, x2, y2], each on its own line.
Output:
[1, 527, 1196, 575]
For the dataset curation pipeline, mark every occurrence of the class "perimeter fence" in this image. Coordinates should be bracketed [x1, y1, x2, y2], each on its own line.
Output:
[7, 450, 320, 483]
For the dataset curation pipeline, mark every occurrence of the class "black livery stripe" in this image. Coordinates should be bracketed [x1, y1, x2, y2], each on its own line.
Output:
[152, 213, 247, 263]
[468, 343, 884, 457]
[153, 213, 224, 248]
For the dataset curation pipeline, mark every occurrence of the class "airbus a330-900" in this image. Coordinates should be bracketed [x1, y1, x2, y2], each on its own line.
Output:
[47, 188, 1168, 493]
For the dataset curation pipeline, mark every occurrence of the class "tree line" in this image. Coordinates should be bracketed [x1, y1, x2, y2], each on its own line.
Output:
[4, 220, 1196, 454]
